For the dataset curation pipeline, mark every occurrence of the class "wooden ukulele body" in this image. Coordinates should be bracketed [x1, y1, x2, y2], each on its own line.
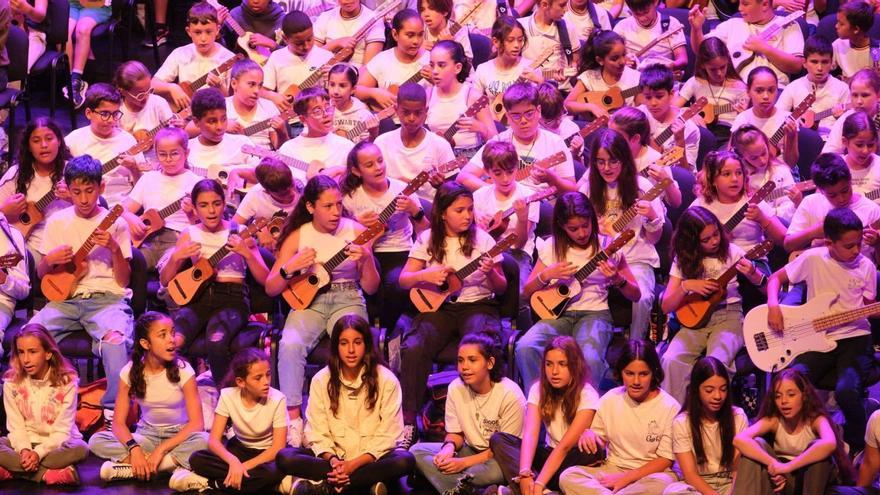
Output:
[168, 258, 215, 306]
[11, 202, 43, 238]
[530, 279, 583, 321]
[675, 285, 728, 329]
[282, 263, 332, 310]
[42, 261, 87, 302]
[133, 209, 166, 249]
[410, 274, 464, 312]
[580, 86, 625, 111]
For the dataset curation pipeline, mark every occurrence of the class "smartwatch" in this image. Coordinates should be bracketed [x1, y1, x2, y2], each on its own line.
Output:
[411, 209, 425, 221]
[125, 438, 140, 452]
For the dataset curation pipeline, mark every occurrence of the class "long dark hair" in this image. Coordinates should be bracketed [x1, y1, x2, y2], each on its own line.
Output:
[682, 357, 736, 471]
[340, 141, 379, 197]
[612, 339, 664, 390]
[695, 37, 742, 83]
[552, 192, 599, 262]
[672, 206, 731, 280]
[327, 314, 380, 417]
[277, 175, 341, 247]
[128, 312, 182, 400]
[433, 40, 471, 83]
[459, 333, 504, 382]
[428, 181, 475, 264]
[222, 347, 270, 388]
[588, 128, 639, 215]
[539, 336, 589, 426]
[579, 30, 625, 74]
[15, 117, 70, 195]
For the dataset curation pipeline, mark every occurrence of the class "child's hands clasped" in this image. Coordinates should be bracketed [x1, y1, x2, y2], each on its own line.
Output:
[224, 459, 249, 490]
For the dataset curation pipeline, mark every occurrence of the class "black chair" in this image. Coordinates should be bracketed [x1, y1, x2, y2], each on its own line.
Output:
[1, 26, 28, 158]
[126, 0, 161, 69]
[90, 0, 127, 77]
[660, 8, 696, 81]
[796, 127, 824, 181]
[696, 124, 718, 170]
[469, 32, 493, 68]
[668, 165, 697, 229]
[24, 0, 76, 128]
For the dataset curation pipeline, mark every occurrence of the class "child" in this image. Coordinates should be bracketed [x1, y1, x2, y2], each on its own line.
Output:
[89, 312, 209, 485]
[564, 0, 613, 39]
[731, 125, 798, 225]
[452, 0, 498, 35]
[471, 17, 544, 104]
[313, 0, 386, 68]
[410, 333, 526, 494]
[778, 36, 850, 138]
[265, 175, 379, 447]
[419, 0, 473, 60]
[768, 207, 878, 455]
[425, 40, 497, 156]
[841, 110, 880, 197]
[28, 155, 133, 426]
[64, 0, 113, 107]
[0, 117, 71, 259]
[0, 324, 86, 486]
[515, 192, 641, 391]
[732, 369, 852, 494]
[65, 83, 147, 207]
[491, 336, 604, 495]
[178, 348, 290, 493]
[566, 31, 642, 119]
[638, 64, 701, 169]
[152, 2, 235, 111]
[123, 127, 201, 270]
[114, 61, 176, 146]
[613, 0, 688, 72]
[229, 0, 284, 42]
[158, 179, 269, 390]
[833, 0, 876, 82]
[459, 82, 577, 194]
[261, 10, 334, 112]
[12, 0, 48, 72]
[397, 182, 508, 435]
[559, 339, 679, 495]
[731, 67, 798, 168]
[340, 141, 427, 332]
[831, 409, 880, 493]
[276, 314, 416, 494]
[690, 0, 804, 87]
[666, 356, 748, 495]
[233, 157, 300, 251]
[225, 59, 286, 150]
[823, 68, 880, 154]
[660, 205, 765, 405]
[521, 0, 581, 85]
[374, 82, 457, 202]
[328, 63, 379, 144]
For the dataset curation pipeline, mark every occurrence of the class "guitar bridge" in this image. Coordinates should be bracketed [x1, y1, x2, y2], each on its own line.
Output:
[754, 331, 768, 351]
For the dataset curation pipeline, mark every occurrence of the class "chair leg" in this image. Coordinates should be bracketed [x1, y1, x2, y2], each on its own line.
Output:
[62, 55, 76, 129]
[7, 102, 16, 160]
[146, 0, 160, 68]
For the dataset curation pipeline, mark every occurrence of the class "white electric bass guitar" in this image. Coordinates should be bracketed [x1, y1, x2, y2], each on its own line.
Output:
[743, 292, 880, 372]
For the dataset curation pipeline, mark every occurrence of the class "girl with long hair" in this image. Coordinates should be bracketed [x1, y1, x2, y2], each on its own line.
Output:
[824, 68, 880, 154]
[565, 30, 641, 118]
[225, 58, 287, 150]
[328, 63, 378, 144]
[731, 67, 799, 168]
[471, 17, 543, 103]
[730, 125, 798, 225]
[840, 110, 880, 197]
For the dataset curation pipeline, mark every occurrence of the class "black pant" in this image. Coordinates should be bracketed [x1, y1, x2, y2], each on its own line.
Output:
[189, 437, 284, 493]
[368, 251, 412, 331]
[489, 431, 605, 492]
[174, 282, 249, 387]
[275, 447, 415, 491]
[792, 334, 873, 452]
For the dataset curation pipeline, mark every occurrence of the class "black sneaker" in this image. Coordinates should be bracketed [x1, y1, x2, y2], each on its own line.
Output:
[293, 479, 332, 495]
[63, 79, 88, 109]
[443, 474, 479, 495]
[143, 27, 168, 47]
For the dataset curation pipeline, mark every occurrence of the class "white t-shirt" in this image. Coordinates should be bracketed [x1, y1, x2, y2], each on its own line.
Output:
[277, 132, 354, 174]
[342, 178, 417, 252]
[563, 5, 612, 39]
[473, 183, 540, 255]
[263, 45, 335, 93]
[236, 184, 298, 223]
[153, 43, 236, 85]
[225, 96, 282, 150]
[788, 193, 880, 258]
[425, 25, 473, 60]
[65, 126, 146, 207]
[313, 6, 386, 67]
[671, 407, 748, 476]
[374, 129, 456, 201]
[40, 206, 132, 296]
[639, 105, 701, 168]
[333, 98, 375, 144]
[527, 381, 599, 448]
[785, 246, 877, 340]
[691, 195, 773, 254]
[0, 166, 69, 253]
[677, 77, 747, 127]
[865, 408, 880, 449]
[832, 39, 878, 81]
[365, 48, 430, 96]
[120, 360, 195, 428]
[536, 235, 623, 312]
[576, 66, 642, 108]
[468, 129, 576, 193]
[410, 228, 503, 303]
[120, 95, 174, 136]
[849, 155, 880, 199]
[591, 386, 680, 471]
[452, 0, 496, 33]
[777, 75, 849, 137]
[521, 14, 580, 78]
[472, 57, 535, 102]
[750, 165, 797, 224]
[445, 377, 526, 451]
[188, 134, 257, 184]
[670, 242, 747, 307]
[731, 108, 793, 148]
[215, 387, 288, 450]
[706, 16, 805, 86]
[613, 14, 686, 70]
[128, 170, 202, 232]
[178, 223, 248, 281]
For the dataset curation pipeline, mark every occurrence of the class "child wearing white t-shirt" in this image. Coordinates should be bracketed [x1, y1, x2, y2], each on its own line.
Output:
[471, 17, 544, 104]
[114, 61, 177, 154]
[521, 0, 581, 88]
[452, 0, 498, 35]
[566, 31, 642, 119]
[637, 65, 701, 169]
[612, 0, 687, 71]
[328, 64, 379, 144]
[564, 0, 612, 39]
[822, 69, 880, 155]
[233, 158, 299, 252]
[313, 1, 385, 68]
[419, 0, 473, 60]
[225, 59, 286, 150]
[731, 125, 798, 225]
[832, 1, 876, 82]
[841, 111, 880, 199]
[731, 67, 799, 169]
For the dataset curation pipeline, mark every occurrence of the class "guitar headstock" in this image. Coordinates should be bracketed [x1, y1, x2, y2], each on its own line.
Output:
[657, 147, 684, 167]
[746, 240, 775, 260]
[262, 216, 285, 235]
[644, 178, 673, 201]
[488, 233, 519, 256]
[0, 252, 23, 269]
[750, 180, 777, 203]
[218, 54, 245, 73]
[243, 216, 270, 239]
[376, 105, 397, 120]
[538, 151, 567, 169]
[128, 138, 154, 157]
[792, 93, 817, 119]
[681, 97, 709, 120]
[606, 229, 636, 254]
[439, 156, 469, 174]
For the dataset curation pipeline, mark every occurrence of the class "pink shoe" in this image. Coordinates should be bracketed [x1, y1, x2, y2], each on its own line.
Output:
[42, 466, 79, 486]
[0, 465, 12, 481]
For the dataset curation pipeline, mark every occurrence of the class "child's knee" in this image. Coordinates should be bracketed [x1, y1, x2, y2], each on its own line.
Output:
[74, 22, 94, 40]
[101, 330, 126, 346]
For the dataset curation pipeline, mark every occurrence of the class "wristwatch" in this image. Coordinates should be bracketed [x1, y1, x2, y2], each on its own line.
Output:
[410, 209, 425, 221]
[125, 438, 140, 452]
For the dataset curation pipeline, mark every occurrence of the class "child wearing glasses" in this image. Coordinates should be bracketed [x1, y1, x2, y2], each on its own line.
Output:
[64, 83, 147, 207]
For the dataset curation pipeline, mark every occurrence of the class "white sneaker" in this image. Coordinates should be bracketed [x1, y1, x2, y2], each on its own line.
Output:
[169, 468, 209, 492]
[99, 461, 134, 482]
[278, 475, 300, 494]
[288, 417, 304, 447]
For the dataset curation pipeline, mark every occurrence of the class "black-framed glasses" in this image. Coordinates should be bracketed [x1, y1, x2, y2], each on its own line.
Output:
[94, 110, 124, 121]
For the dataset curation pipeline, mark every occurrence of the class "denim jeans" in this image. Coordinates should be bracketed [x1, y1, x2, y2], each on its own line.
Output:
[89, 422, 209, 470]
[628, 262, 656, 340]
[410, 442, 504, 493]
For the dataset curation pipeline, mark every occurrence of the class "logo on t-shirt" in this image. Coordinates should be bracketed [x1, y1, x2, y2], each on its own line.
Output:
[645, 420, 662, 443]
[848, 277, 864, 290]
[480, 417, 501, 438]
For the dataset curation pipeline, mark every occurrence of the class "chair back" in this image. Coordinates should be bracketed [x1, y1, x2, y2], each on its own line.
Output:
[6, 25, 28, 83]
[45, 0, 71, 47]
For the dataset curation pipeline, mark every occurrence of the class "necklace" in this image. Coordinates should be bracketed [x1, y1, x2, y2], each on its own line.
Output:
[469, 382, 495, 422]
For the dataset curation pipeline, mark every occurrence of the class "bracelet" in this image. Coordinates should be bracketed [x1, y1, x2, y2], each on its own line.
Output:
[537, 272, 548, 285]
[410, 209, 425, 221]
[534, 480, 546, 487]
[517, 469, 535, 478]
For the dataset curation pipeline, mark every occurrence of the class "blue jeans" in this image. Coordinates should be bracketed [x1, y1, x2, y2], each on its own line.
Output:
[278, 289, 367, 408]
[516, 310, 613, 391]
[410, 442, 504, 492]
[29, 293, 133, 408]
[89, 422, 208, 470]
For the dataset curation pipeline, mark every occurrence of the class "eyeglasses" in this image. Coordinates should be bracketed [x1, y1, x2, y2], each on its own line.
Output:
[507, 109, 537, 122]
[94, 110, 124, 121]
[308, 105, 334, 119]
[157, 150, 183, 161]
[594, 158, 622, 169]
[125, 88, 154, 102]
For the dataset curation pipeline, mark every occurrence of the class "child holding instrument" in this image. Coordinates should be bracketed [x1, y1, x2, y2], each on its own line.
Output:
[225, 59, 286, 150]
[114, 61, 177, 142]
[158, 179, 269, 390]
[419, 0, 473, 59]
[228, 0, 284, 42]
[659, 205, 764, 405]
[841, 110, 880, 197]
[613, 0, 688, 72]
[232, 157, 299, 251]
[521, 0, 581, 86]
[638, 64, 700, 168]
[328, 63, 380, 144]
[565, 30, 641, 119]
[515, 191, 640, 391]
[537, 82, 584, 160]
[823, 68, 880, 154]
[731, 124, 798, 224]
[313, 0, 386, 68]
[265, 174, 379, 448]
[29, 155, 133, 425]
[833, 0, 876, 81]
[731, 67, 799, 168]
[452, 0, 498, 35]
[564, 0, 612, 39]
[471, 17, 544, 104]
[767, 207, 878, 456]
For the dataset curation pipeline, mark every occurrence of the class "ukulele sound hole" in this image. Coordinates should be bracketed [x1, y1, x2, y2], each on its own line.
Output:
[308, 274, 319, 285]
[438, 282, 449, 292]
[493, 103, 503, 114]
[602, 96, 613, 106]
[218, 171, 229, 180]
[19, 213, 30, 224]
[143, 218, 152, 227]
[192, 268, 203, 280]
[558, 284, 570, 296]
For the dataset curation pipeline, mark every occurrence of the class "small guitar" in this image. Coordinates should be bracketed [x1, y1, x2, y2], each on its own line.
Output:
[638, 147, 684, 179]
[630, 25, 684, 65]
[177, 54, 244, 112]
[99, 138, 156, 177]
[743, 292, 880, 372]
[410, 233, 519, 312]
[768, 94, 816, 150]
[564, 115, 608, 149]
[530, 230, 635, 320]
[674, 240, 774, 329]
[696, 94, 749, 125]
[606, 178, 673, 234]
[11, 187, 66, 238]
[491, 45, 558, 122]
[444, 2, 483, 41]
[729, 11, 805, 73]
[41, 205, 125, 302]
[440, 95, 490, 147]
[578, 85, 640, 113]
[652, 97, 709, 150]
[798, 105, 840, 130]
[132, 108, 193, 151]
[510, 151, 568, 182]
[132, 196, 189, 249]
[722, 181, 777, 233]
[240, 109, 297, 138]
[206, 0, 271, 65]
[486, 187, 557, 238]
[167, 216, 283, 306]
[762, 180, 816, 203]
[0, 253, 23, 284]
[336, 106, 398, 142]
[241, 144, 326, 180]
[326, 0, 403, 63]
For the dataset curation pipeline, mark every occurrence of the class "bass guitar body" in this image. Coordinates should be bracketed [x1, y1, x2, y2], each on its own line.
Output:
[530, 279, 583, 321]
[675, 287, 728, 329]
[133, 209, 166, 249]
[11, 202, 44, 238]
[282, 263, 331, 311]
[410, 275, 464, 313]
[41, 262, 87, 302]
[168, 258, 215, 306]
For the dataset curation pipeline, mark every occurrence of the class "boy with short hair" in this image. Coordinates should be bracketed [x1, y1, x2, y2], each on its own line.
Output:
[833, 0, 876, 81]
[152, 2, 235, 111]
[564, 0, 613, 40]
[29, 154, 133, 423]
[229, 0, 283, 42]
[521, 0, 581, 85]
[312, 0, 385, 68]
[261, 10, 335, 111]
[778, 35, 850, 138]
[232, 157, 299, 251]
[65, 83, 146, 207]
[613, 0, 687, 72]
[767, 206, 876, 453]
[637, 64, 701, 168]
[459, 82, 576, 194]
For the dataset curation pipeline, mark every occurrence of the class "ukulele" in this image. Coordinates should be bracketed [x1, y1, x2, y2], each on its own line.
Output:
[132, 196, 189, 249]
[443, 2, 483, 42]
[628, 26, 684, 66]
[336, 106, 398, 142]
[651, 97, 709, 150]
[240, 109, 297, 138]
[638, 147, 684, 179]
[578, 85, 640, 113]
[0, 253, 24, 284]
[768, 94, 816, 150]
[564, 115, 608, 149]
[721, 181, 777, 233]
[41, 205, 125, 302]
[762, 180, 816, 203]
[167, 216, 284, 306]
[729, 11, 805, 73]
[206, 0, 271, 65]
[241, 144, 327, 181]
[325, 0, 403, 63]
[491, 45, 558, 122]
[132, 108, 193, 152]
[798, 105, 840, 130]
[410, 234, 519, 312]
[486, 187, 557, 238]
[176, 54, 244, 112]
[10, 185, 62, 239]
[440, 95, 490, 147]
[697, 94, 749, 125]
[675, 240, 774, 329]
[530, 230, 635, 320]
[99, 138, 156, 178]
[605, 178, 673, 235]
